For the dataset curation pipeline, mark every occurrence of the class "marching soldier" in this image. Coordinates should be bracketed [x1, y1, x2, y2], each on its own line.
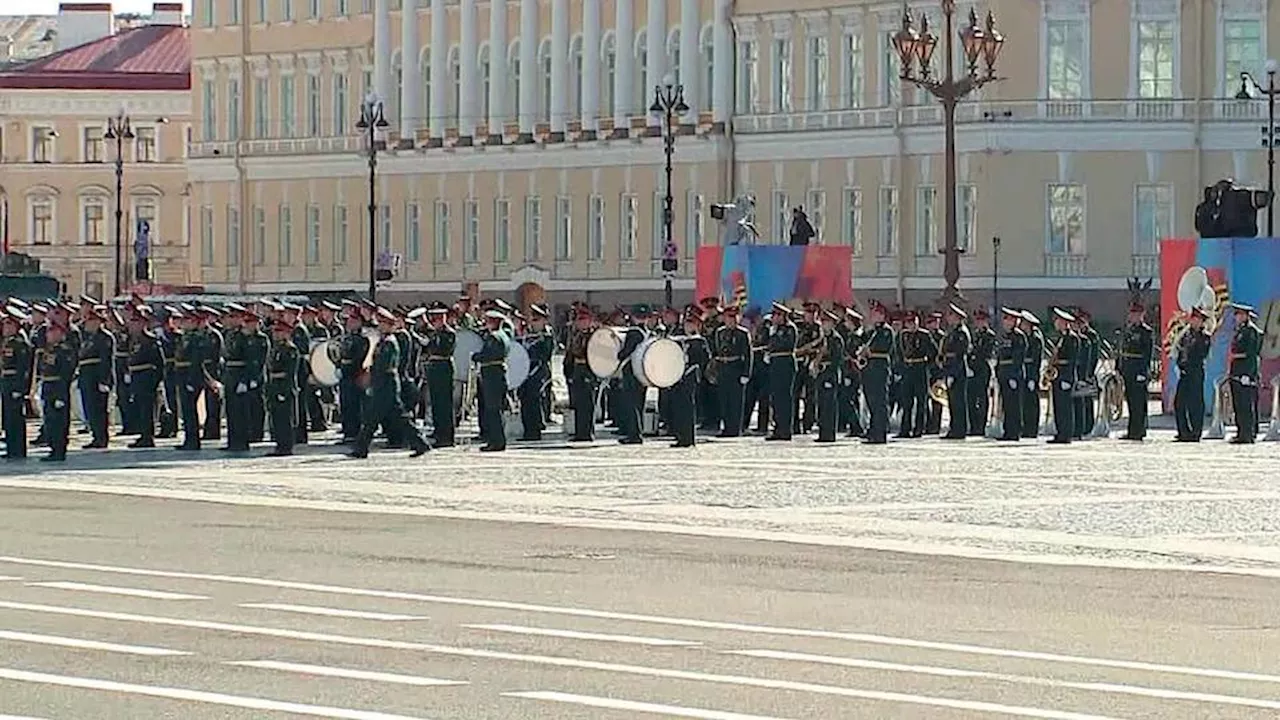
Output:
[472, 309, 510, 452]
[156, 310, 180, 439]
[125, 307, 165, 449]
[1227, 302, 1263, 444]
[405, 307, 429, 422]
[862, 302, 894, 444]
[614, 308, 648, 445]
[350, 308, 430, 459]
[897, 311, 932, 438]
[1020, 311, 1044, 439]
[995, 308, 1027, 441]
[384, 312, 415, 448]
[746, 312, 772, 434]
[300, 305, 330, 433]
[1118, 301, 1155, 441]
[793, 302, 821, 434]
[924, 312, 946, 434]
[841, 308, 866, 438]
[1072, 310, 1098, 439]
[888, 310, 905, 420]
[26, 304, 47, 435]
[564, 307, 598, 442]
[244, 312, 268, 443]
[967, 308, 996, 435]
[200, 307, 225, 440]
[940, 303, 972, 439]
[518, 305, 554, 441]
[38, 320, 76, 462]
[338, 310, 371, 443]
[422, 303, 456, 447]
[223, 307, 255, 452]
[711, 305, 752, 437]
[765, 302, 798, 441]
[77, 306, 115, 449]
[814, 310, 845, 443]
[284, 304, 312, 445]
[1047, 307, 1079, 445]
[670, 306, 708, 448]
[173, 309, 207, 451]
[1, 310, 31, 460]
[266, 319, 301, 456]
[697, 298, 722, 430]
[1174, 307, 1211, 442]
[111, 309, 134, 436]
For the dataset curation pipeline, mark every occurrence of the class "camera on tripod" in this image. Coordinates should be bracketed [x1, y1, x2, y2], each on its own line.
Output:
[1195, 178, 1272, 238]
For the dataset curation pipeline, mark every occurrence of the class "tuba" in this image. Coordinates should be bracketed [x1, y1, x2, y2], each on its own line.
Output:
[928, 378, 948, 405]
[1205, 375, 1233, 440]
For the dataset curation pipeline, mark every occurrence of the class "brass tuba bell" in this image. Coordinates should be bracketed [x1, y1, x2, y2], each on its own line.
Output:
[928, 378, 949, 405]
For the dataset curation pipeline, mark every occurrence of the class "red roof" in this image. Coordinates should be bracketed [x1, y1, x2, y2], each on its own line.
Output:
[0, 24, 189, 91]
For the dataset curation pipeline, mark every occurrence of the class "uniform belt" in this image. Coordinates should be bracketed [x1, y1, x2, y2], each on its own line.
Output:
[340, 360, 356, 366]
[714, 356, 742, 362]
[905, 358, 929, 364]
[0, 370, 15, 377]
[225, 360, 246, 367]
[174, 361, 192, 368]
[573, 358, 588, 364]
[77, 358, 101, 365]
[944, 353, 958, 359]
[479, 360, 504, 368]
[127, 363, 155, 372]
[868, 352, 890, 359]
[1120, 352, 1143, 358]
[269, 372, 289, 379]
[767, 352, 794, 357]
[427, 355, 451, 361]
[1230, 353, 1246, 359]
[113, 354, 129, 359]
[997, 360, 1016, 365]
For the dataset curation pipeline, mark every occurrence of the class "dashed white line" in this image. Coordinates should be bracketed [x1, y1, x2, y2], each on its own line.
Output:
[26, 581, 207, 601]
[228, 660, 466, 687]
[0, 715, 51, 719]
[463, 623, 699, 647]
[239, 603, 427, 621]
[0, 576, 22, 581]
[0, 629, 189, 657]
[504, 691, 792, 719]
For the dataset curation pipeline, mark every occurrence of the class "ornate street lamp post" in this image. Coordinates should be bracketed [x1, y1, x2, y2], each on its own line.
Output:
[650, 75, 689, 309]
[1237, 58, 1280, 237]
[893, 3, 1005, 303]
[105, 110, 134, 298]
[357, 93, 390, 303]
[991, 235, 1001, 314]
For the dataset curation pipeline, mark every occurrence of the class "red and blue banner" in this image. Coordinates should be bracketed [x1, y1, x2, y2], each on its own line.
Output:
[695, 246, 854, 315]
[1160, 237, 1280, 412]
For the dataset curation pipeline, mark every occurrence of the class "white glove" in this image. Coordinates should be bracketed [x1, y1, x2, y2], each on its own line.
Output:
[842, 378, 852, 387]
[185, 385, 195, 392]
[9, 392, 19, 400]
[1008, 378, 1017, 390]
[1059, 381, 1071, 391]
[1136, 375, 1146, 383]
[249, 381, 259, 390]
[53, 399, 65, 409]
[823, 382, 834, 390]
[236, 382, 248, 394]
[739, 376, 749, 385]
[276, 394, 286, 402]
[1027, 380, 1035, 390]
[123, 373, 132, 385]
[97, 384, 109, 393]
[945, 377, 954, 388]
[966, 369, 975, 378]
[1240, 375, 1253, 386]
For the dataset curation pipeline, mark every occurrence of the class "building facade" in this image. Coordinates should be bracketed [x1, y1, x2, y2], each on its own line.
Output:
[189, 0, 1276, 316]
[0, 4, 191, 299]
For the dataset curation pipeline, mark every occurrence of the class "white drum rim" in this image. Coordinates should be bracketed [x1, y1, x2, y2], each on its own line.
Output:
[587, 327, 623, 378]
[634, 337, 685, 389]
[506, 340, 531, 388]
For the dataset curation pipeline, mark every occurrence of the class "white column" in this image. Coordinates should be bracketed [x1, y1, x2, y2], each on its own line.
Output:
[645, 0, 666, 131]
[712, 0, 731, 127]
[374, 0, 392, 104]
[678, 0, 698, 125]
[550, 0, 569, 138]
[428, 0, 447, 141]
[488, 0, 508, 137]
[518, 0, 538, 138]
[400, 0, 421, 138]
[580, 0, 601, 136]
[612, 0, 633, 132]
[460, 0, 478, 139]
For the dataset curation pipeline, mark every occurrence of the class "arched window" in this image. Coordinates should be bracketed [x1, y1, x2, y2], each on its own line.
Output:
[601, 33, 616, 117]
[634, 31, 648, 115]
[667, 29, 681, 87]
[700, 25, 714, 112]
[447, 46, 460, 128]
[569, 35, 583, 119]
[538, 38, 552, 124]
[479, 44, 491, 121]
[509, 40, 521, 123]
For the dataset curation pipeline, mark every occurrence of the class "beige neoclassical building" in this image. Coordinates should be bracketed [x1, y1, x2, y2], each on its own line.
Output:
[189, 0, 1279, 315]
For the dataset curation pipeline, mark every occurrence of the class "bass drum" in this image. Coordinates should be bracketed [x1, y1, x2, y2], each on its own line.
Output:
[310, 341, 342, 387]
[505, 337, 531, 389]
[586, 327, 624, 378]
[632, 336, 686, 389]
[453, 329, 484, 378]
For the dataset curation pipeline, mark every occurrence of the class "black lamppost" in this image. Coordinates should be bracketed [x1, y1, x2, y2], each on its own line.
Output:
[991, 235, 1001, 314]
[650, 74, 689, 309]
[357, 92, 389, 303]
[1237, 58, 1279, 237]
[894, 2, 1005, 303]
[105, 111, 134, 298]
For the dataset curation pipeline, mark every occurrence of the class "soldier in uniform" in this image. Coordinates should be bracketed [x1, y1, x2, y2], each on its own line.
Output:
[338, 310, 371, 443]
[266, 319, 301, 456]
[967, 308, 996, 435]
[77, 306, 115, 449]
[792, 302, 821, 434]
[564, 306, 598, 442]
[1227, 302, 1263, 444]
[243, 312, 269, 443]
[518, 305, 554, 441]
[765, 302, 798, 441]
[745, 311, 772, 434]
[656, 306, 679, 433]
[173, 309, 207, 451]
[27, 305, 48, 444]
[614, 309, 648, 445]
[670, 306, 707, 448]
[38, 320, 76, 462]
[888, 310, 905, 421]
[1020, 311, 1044, 438]
[940, 303, 972, 439]
[1118, 302, 1155, 441]
[199, 307, 226, 440]
[814, 309, 845, 443]
[124, 307, 165, 449]
[840, 308, 866, 438]
[1047, 307, 1079, 444]
[861, 303, 894, 444]
[1173, 307, 1212, 442]
[384, 312, 416, 448]
[1072, 310, 1098, 439]
[282, 304, 312, 445]
[349, 309, 429, 458]
[924, 312, 946, 434]
[897, 311, 932, 438]
[472, 309, 510, 453]
[995, 308, 1027, 440]
[222, 307, 255, 452]
[155, 310, 180, 439]
[300, 305, 330, 432]
[421, 303, 456, 447]
[1, 310, 31, 460]
[696, 298, 723, 430]
[711, 305, 752, 437]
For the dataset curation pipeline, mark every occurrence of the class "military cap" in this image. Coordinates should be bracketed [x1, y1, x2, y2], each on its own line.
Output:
[130, 305, 153, 319]
[319, 301, 340, 312]
[30, 303, 48, 315]
[64, 301, 80, 312]
[406, 307, 428, 322]
[698, 295, 720, 307]
[299, 304, 318, 316]
[902, 309, 918, 321]
[80, 294, 99, 307]
[529, 304, 548, 318]
[513, 310, 528, 322]
[770, 301, 791, 315]
[575, 306, 594, 320]
[845, 307, 864, 321]
[109, 308, 125, 325]
[822, 309, 841, 322]
[1, 308, 24, 324]
[492, 298, 514, 312]
[167, 307, 185, 320]
[225, 302, 247, 314]
[86, 304, 107, 318]
[1052, 307, 1075, 323]
[1190, 306, 1210, 319]
[928, 311, 943, 321]
[946, 302, 967, 319]
[1000, 307, 1020, 318]
[375, 307, 396, 322]
[802, 301, 820, 310]
[633, 304, 653, 316]
[1076, 307, 1092, 320]
[661, 306, 679, 316]
[1229, 302, 1254, 314]
[1021, 310, 1041, 326]
[457, 293, 473, 302]
[483, 309, 507, 322]
[272, 319, 292, 333]
[721, 304, 740, 316]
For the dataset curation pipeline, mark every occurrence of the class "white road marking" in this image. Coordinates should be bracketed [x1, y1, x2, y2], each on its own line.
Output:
[0, 629, 188, 657]
[729, 649, 1280, 712]
[0, 556, 1274, 688]
[227, 660, 466, 687]
[0, 601, 1119, 720]
[239, 603, 427, 621]
[26, 581, 207, 601]
[0, 576, 22, 581]
[0, 715, 51, 719]
[503, 691, 792, 719]
[463, 623, 700, 647]
[0, 667, 429, 720]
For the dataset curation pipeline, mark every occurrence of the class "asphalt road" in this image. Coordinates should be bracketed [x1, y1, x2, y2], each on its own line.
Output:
[0, 490, 1277, 719]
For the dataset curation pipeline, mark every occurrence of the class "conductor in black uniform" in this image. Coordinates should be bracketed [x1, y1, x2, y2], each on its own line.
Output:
[518, 305, 555, 441]
[125, 307, 165, 449]
[765, 302, 798, 441]
[38, 321, 76, 462]
[1173, 307, 1211, 442]
[77, 306, 115, 449]
[565, 307, 598, 442]
[266, 319, 301, 456]
[1020, 311, 1044, 438]
[338, 310, 370, 443]
[712, 305, 752, 437]
[862, 302, 894, 444]
[1118, 301, 1155, 441]
[995, 308, 1027, 440]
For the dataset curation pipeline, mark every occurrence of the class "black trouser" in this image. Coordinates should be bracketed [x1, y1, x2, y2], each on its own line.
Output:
[81, 379, 109, 446]
[518, 372, 545, 440]
[306, 385, 328, 431]
[115, 363, 134, 433]
[1174, 369, 1204, 439]
[41, 385, 69, 459]
[1230, 377, 1258, 441]
[1123, 372, 1148, 439]
[864, 367, 889, 442]
[899, 367, 927, 436]
[569, 365, 596, 440]
[945, 372, 968, 437]
[997, 371, 1023, 439]
[339, 378, 362, 439]
[249, 391, 265, 442]
[295, 371, 311, 444]
[926, 381, 943, 435]
[2, 385, 26, 458]
[967, 369, 990, 435]
[657, 387, 671, 433]
[815, 372, 839, 442]
[225, 389, 251, 451]
[670, 373, 697, 446]
[717, 363, 747, 436]
[1021, 368, 1040, 438]
[133, 383, 157, 443]
[426, 363, 455, 445]
[178, 382, 201, 449]
[698, 378, 719, 428]
[745, 366, 769, 431]
[202, 385, 222, 440]
[355, 387, 427, 454]
[617, 373, 643, 442]
[270, 392, 296, 453]
[478, 368, 507, 450]
[841, 373, 864, 436]
[1051, 377, 1074, 442]
[768, 356, 796, 439]
[1072, 395, 1087, 438]
[793, 368, 814, 433]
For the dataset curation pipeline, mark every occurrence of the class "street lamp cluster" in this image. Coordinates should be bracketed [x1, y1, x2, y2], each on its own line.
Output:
[1236, 59, 1280, 237]
[892, 1, 1004, 304]
[356, 93, 391, 304]
[650, 75, 690, 309]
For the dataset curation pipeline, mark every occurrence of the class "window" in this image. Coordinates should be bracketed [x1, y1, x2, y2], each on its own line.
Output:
[252, 206, 266, 265]
[555, 196, 572, 260]
[255, 0, 266, 22]
[480, 46, 492, 122]
[686, 191, 705, 253]
[280, 75, 297, 137]
[229, 0, 239, 23]
[736, 40, 759, 113]
[306, 204, 321, 265]
[539, 40, 553, 123]
[253, 78, 269, 138]
[1223, 20, 1262, 96]
[31, 127, 54, 163]
[84, 271, 105, 302]
[806, 35, 828, 111]
[279, 204, 293, 266]
[134, 126, 157, 162]
[772, 38, 792, 112]
[524, 196, 542, 260]
[432, 201, 450, 262]
[842, 187, 863, 253]
[306, 75, 321, 136]
[338, 0, 348, 14]
[202, 80, 217, 141]
[881, 32, 900, 104]
[226, 206, 240, 266]
[1135, 20, 1175, 98]
[82, 127, 104, 163]
[805, 190, 826, 243]
[1046, 183, 1086, 254]
[877, 186, 898, 256]
[914, 186, 937, 255]
[82, 196, 106, 245]
[569, 37, 582, 119]
[588, 194, 605, 260]
[333, 205, 348, 264]
[1134, 183, 1173, 255]
[200, 205, 215, 265]
[282, 0, 294, 21]
[30, 197, 54, 245]
[408, 202, 424, 262]
[841, 32, 862, 108]
[1045, 19, 1085, 100]
[620, 194, 638, 259]
[308, 0, 319, 18]
[463, 199, 479, 263]
[225, 79, 240, 140]
[494, 198, 511, 263]
[772, 190, 789, 243]
[958, 184, 977, 253]
[601, 36, 616, 118]
[701, 27, 715, 112]
[380, 204, 392, 250]
[201, 0, 214, 26]
[448, 48, 461, 122]
[635, 33, 648, 116]
[332, 75, 348, 135]
[510, 42, 522, 121]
